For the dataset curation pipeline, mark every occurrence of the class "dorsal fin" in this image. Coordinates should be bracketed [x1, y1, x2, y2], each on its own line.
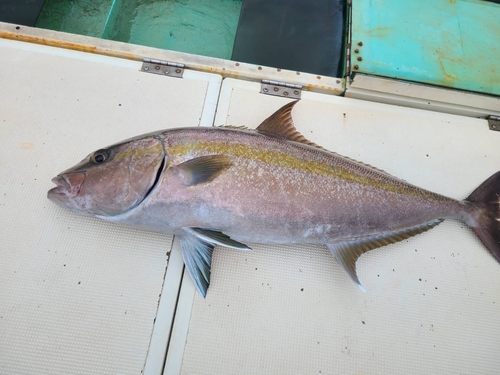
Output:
[256, 100, 324, 149]
[257, 101, 395, 177]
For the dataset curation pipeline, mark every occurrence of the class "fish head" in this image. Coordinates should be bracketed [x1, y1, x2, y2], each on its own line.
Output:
[48, 135, 165, 217]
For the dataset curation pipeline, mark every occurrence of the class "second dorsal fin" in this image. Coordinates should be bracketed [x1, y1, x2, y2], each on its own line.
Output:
[256, 100, 324, 149]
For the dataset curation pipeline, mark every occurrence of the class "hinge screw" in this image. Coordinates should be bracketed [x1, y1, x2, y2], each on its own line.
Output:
[263, 88, 269, 93]
[357, 57, 363, 61]
[175, 69, 182, 74]
[144, 66, 149, 71]
[354, 49, 359, 53]
[354, 65, 359, 70]
[273, 87, 279, 92]
[294, 90, 299, 95]
[358, 42, 363, 46]
[155, 65, 160, 70]
[284, 91, 289, 96]
[165, 70, 170, 75]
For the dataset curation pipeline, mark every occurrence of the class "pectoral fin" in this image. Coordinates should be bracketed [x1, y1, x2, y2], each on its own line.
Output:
[184, 227, 251, 251]
[327, 219, 443, 292]
[176, 155, 232, 186]
[179, 234, 215, 298]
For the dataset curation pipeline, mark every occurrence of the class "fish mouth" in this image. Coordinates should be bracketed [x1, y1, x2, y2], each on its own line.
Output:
[51, 175, 71, 190]
[48, 173, 86, 199]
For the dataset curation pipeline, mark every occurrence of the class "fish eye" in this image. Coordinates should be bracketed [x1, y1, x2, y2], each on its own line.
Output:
[91, 150, 109, 164]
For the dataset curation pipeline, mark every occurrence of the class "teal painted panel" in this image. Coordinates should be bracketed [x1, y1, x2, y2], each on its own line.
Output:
[37, 0, 242, 60]
[36, 0, 114, 38]
[102, 0, 242, 60]
[352, 0, 500, 96]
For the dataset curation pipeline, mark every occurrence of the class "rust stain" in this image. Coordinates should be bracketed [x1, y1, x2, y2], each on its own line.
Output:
[435, 50, 460, 86]
[194, 64, 240, 80]
[305, 83, 338, 92]
[19, 142, 35, 150]
[0, 30, 341, 94]
[449, 0, 456, 4]
[367, 27, 393, 38]
[437, 58, 454, 82]
[0, 30, 139, 62]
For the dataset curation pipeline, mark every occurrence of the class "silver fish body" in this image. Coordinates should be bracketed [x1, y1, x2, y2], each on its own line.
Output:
[113, 127, 461, 240]
[48, 101, 500, 297]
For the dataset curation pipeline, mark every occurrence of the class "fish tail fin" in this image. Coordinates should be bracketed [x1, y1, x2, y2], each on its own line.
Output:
[466, 171, 500, 263]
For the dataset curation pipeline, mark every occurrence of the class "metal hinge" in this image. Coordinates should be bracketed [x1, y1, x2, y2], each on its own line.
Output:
[487, 115, 500, 131]
[141, 58, 184, 78]
[260, 80, 302, 99]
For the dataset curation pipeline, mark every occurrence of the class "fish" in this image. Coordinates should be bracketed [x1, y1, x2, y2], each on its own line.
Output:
[47, 101, 500, 297]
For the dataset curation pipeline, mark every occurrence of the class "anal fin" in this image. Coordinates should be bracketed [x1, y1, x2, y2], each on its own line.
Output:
[327, 219, 444, 292]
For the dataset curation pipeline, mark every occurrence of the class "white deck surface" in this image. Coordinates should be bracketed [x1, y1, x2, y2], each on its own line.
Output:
[1, 36, 500, 375]
[171, 79, 500, 375]
[0, 38, 221, 375]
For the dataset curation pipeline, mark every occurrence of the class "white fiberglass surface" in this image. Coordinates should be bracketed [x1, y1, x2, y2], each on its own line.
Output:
[0, 38, 221, 375]
[170, 79, 500, 375]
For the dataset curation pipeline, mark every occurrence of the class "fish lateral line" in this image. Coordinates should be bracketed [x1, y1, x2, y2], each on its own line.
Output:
[167, 139, 444, 199]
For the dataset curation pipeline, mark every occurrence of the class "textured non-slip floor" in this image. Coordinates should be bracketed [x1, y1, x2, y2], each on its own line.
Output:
[175, 79, 500, 375]
[1, 36, 499, 375]
[0, 38, 220, 375]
